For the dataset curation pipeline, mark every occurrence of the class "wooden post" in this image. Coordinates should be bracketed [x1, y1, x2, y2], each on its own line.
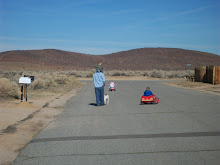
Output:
[21, 73, 25, 102]
[25, 84, 27, 101]
[213, 66, 215, 85]
[23, 84, 25, 102]
[19, 73, 32, 102]
[24, 84, 27, 102]
[21, 85, 23, 102]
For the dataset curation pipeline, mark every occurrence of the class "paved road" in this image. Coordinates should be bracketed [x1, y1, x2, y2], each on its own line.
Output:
[13, 80, 220, 165]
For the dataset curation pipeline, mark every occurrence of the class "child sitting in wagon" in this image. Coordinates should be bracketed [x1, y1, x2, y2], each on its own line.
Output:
[143, 87, 153, 96]
[109, 82, 115, 90]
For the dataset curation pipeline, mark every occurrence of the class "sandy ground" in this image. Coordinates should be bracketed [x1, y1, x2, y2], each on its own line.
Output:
[0, 76, 219, 165]
[0, 84, 84, 165]
[163, 80, 220, 96]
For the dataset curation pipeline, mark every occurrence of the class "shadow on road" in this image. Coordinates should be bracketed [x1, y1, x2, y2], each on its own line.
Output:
[139, 103, 157, 105]
[89, 103, 97, 106]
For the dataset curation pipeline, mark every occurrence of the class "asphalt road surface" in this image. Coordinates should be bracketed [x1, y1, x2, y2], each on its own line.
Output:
[13, 80, 220, 165]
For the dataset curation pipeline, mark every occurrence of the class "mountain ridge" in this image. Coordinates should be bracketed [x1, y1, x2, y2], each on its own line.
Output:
[0, 48, 219, 71]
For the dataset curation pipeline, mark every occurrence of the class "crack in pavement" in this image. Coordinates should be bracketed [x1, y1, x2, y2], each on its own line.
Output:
[30, 131, 220, 143]
[128, 111, 183, 114]
[56, 111, 219, 119]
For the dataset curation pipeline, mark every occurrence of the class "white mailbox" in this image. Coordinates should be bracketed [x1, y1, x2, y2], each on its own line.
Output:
[19, 77, 31, 84]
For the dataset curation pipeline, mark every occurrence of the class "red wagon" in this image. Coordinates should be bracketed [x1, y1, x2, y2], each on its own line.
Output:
[140, 95, 159, 104]
[109, 87, 116, 91]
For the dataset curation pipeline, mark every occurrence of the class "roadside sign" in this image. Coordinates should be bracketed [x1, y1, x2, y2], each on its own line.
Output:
[19, 77, 31, 84]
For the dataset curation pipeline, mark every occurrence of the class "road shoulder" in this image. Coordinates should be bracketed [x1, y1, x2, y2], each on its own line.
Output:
[163, 80, 220, 96]
[0, 85, 83, 165]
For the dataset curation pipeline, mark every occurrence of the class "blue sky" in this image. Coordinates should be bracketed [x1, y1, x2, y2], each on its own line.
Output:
[0, 0, 219, 55]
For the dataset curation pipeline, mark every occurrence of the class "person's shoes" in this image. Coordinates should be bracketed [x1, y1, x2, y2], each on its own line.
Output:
[96, 103, 104, 107]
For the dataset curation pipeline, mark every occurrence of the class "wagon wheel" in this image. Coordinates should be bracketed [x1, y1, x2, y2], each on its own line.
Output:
[154, 97, 159, 104]
[140, 99, 144, 105]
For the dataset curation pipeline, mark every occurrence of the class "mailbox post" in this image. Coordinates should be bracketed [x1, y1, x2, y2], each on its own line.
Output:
[19, 74, 34, 102]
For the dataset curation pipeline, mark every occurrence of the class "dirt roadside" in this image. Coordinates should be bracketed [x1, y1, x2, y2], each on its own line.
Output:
[163, 80, 220, 96]
[0, 84, 84, 165]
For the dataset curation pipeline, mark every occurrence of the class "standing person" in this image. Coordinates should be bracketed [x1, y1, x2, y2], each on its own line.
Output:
[95, 61, 103, 72]
[93, 68, 105, 106]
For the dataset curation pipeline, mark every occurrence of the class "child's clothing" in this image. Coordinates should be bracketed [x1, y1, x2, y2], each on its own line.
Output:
[143, 90, 153, 96]
[109, 82, 115, 88]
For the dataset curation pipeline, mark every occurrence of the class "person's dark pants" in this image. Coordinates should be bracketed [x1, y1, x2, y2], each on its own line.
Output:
[95, 86, 104, 106]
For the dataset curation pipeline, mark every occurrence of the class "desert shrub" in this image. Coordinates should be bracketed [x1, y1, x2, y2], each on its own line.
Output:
[86, 73, 93, 78]
[149, 70, 166, 78]
[134, 71, 142, 75]
[176, 70, 194, 78]
[30, 71, 82, 90]
[2, 71, 20, 82]
[42, 73, 57, 87]
[143, 72, 148, 76]
[166, 70, 194, 78]
[175, 72, 186, 78]
[110, 71, 129, 76]
[41, 73, 52, 79]
[86, 70, 94, 78]
[66, 71, 77, 76]
[74, 71, 89, 77]
[112, 72, 121, 76]
[0, 78, 20, 99]
[75, 74, 82, 77]
[31, 73, 57, 90]
[128, 71, 136, 76]
[69, 78, 81, 87]
[3, 72, 17, 81]
[105, 71, 112, 76]
[120, 72, 127, 76]
[55, 75, 68, 84]
[185, 70, 194, 76]
[107, 70, 148, 77]
[167, 72, 176, 78]
[31, 79, 45, 90]
[44, 79, 57, 88]
[31, 78, 57, 89]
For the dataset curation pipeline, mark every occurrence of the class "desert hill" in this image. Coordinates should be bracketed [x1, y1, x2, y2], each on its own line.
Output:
[0, 48, 219, 71]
